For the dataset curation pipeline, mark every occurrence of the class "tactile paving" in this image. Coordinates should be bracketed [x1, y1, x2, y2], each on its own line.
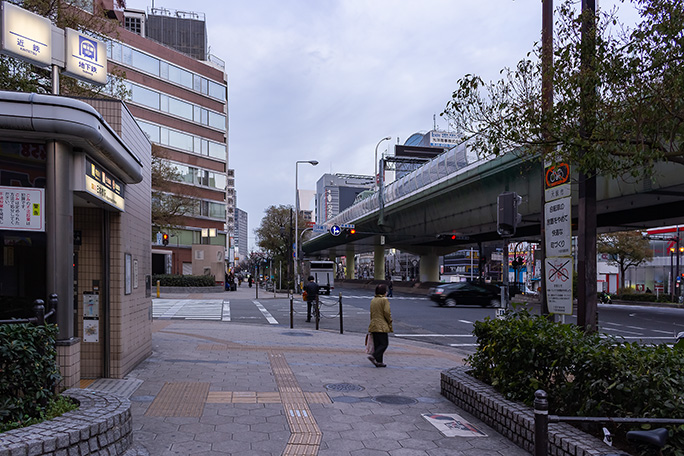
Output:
[144, 382, 209, 417]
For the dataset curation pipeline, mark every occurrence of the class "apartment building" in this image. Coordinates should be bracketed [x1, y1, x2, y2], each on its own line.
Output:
[104, 2, 232, 278]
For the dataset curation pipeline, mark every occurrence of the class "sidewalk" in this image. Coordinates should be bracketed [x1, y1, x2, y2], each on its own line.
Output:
[92, 286, 530, 455]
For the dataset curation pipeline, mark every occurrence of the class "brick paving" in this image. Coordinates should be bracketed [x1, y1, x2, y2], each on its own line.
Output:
[105, 287, 531, 456]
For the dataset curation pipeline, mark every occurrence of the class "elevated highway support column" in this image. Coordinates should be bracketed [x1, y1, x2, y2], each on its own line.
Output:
[345, 246, 355, 279]
[374, 244, 385, 281]
[419, 253, 439, 282]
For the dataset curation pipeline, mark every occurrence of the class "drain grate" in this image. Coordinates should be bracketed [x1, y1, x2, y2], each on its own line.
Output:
[372, 395, 418, 405]
[325, 383, 365, 392]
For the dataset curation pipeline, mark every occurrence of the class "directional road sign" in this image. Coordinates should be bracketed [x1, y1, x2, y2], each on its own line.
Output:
[330, 225, 341, 236]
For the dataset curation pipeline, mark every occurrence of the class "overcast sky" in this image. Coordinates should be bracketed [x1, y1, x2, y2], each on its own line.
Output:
[126, 0, 638, 250]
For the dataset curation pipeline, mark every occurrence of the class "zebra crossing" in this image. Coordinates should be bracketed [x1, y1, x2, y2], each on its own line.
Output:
[153, 299, 281, 324]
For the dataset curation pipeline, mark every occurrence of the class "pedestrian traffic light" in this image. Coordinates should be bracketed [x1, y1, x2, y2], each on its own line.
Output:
[162, 233, 169, 246]
[497, 192, 522, 237]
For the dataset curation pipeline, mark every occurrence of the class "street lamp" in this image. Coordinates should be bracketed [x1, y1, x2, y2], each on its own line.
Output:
[295, 159, 318, 291]
[374, 136, 392, 189]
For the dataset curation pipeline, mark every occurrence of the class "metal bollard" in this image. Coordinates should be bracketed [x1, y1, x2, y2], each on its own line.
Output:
[33, 299, 45, 325]
[315, 297, 320, 330]
[156, 280, 160, 298]
[534, 390, 549, 456]
[290, 291, 294, 329]
[339, 292, 343, 334]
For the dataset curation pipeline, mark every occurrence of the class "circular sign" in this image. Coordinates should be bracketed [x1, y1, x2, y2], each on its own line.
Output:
[330, 225, 341, 236]
[545, 163, 570, 188]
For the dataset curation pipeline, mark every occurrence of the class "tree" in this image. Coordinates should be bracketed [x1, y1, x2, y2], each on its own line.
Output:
[254, 205, 311, 288]
[150, 145, 199, 231]
[598, 231, 652, 291]
[442, 0, 684, 178]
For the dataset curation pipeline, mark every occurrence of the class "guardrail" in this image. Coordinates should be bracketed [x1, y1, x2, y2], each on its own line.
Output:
[0, 294, 57, 326]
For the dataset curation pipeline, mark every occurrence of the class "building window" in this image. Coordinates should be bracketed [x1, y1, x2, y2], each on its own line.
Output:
[124, 17, 142, 35]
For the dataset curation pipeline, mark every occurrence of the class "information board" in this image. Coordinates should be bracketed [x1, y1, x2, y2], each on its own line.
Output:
[0, 186, 44, 231]
[545, 257, 573, 314]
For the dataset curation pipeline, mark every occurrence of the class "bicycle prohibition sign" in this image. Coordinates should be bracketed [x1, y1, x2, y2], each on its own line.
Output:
[547, 259, 570, 283]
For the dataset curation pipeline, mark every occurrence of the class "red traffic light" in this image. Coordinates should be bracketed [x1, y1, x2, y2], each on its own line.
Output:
[349, 228, 356, 234]
[162, 233, 169, 246]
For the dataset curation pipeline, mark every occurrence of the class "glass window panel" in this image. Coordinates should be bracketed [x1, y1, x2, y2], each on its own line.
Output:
[201, 77, 208, 95]
[208, 202, 226, 219]
[130, 84, 160, 110]
[201, 139, 208, 155]
[200, 109, 208, 125]
[168, 97, 193, 121]
[137, 120, 160, 143]
[168, 64, 181, 84]
[208, 80, 226, 100]
[211, 173, 226, 190]
[193, 74, 202, 92]
[160, 94, 169, 113]
[160, 127, 169, 146]
[193, 136, 201, 153]
[193, 105, 201, 123]
[131, 48, 159, 76]
[208, 111, 225, 130]
[122, 45, 133, 66]
[208, 141, 226, 160]
[168, 129, 194, 151]
[179, 68, 193, 88]
[159, 61, 169, 80]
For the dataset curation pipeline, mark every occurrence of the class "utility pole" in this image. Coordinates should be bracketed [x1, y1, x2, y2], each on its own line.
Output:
[540, 0, 553, 316]
[577, 0, 598, 332]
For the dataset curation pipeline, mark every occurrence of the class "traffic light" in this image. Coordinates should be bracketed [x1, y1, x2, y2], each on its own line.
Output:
[497, 192, 522, 237]
[344, 228, 357, 238]
[162, 233, 169, 246]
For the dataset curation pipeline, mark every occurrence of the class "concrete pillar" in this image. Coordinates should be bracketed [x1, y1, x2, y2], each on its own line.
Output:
[374, 244, 385, 280]
[345, 246, 355, 279]
[419, 253, 440, 282]
[46, 141, 74, 340]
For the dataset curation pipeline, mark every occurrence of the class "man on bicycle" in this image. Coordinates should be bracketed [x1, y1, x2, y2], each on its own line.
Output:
[303, 276, 319, 322]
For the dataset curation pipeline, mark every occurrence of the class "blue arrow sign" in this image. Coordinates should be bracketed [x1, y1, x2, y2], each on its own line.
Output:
[330, 225, 341, 236]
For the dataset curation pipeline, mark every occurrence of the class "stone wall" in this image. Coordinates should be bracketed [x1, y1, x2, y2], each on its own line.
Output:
[0, 389, 131, 456]
[441, 366, 627, 456]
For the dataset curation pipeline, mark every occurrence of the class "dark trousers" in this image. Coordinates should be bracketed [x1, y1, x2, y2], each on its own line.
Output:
[307, 299, 317, 320]
[372, 332, 389, 363]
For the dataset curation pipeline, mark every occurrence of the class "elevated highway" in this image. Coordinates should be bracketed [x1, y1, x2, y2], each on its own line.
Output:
[302, 147, 684, 281]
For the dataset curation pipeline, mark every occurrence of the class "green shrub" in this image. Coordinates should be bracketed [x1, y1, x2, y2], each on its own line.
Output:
[0, 323, 62, 425]
[152, 274, 215, 287]
[467, 310, 684, 455]
[618, 293, 677, 304]
[0, 394, 77, 433]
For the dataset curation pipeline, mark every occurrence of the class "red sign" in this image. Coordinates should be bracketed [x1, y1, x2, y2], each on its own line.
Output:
[306, 221, 315, 228]
[545, 163, 570, 188]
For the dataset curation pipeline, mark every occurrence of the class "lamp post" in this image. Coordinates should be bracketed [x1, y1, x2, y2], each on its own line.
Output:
[374, 136, 392, 189]
[295, 159, 318, 291]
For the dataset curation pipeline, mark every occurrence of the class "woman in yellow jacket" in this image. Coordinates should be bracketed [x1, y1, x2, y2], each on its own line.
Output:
[368, 283, 393, 367]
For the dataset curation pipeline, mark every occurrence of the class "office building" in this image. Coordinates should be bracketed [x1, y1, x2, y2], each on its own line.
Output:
[234, 207, 248, 263]
[315, 173, 374, 224]
[105, 2, 231, 278]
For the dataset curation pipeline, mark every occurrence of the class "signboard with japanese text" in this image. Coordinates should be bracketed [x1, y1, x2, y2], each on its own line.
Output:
[85, 158, 125, 211]
[544, 196, 572, 256]
[1, 1, 52, 68]
[0, 186, 44, 231]
[63, 28, 107, 85]
[545, 257, 573, 314]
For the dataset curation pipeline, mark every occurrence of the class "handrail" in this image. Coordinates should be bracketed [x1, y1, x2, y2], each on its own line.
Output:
[0, 294, 58, 326]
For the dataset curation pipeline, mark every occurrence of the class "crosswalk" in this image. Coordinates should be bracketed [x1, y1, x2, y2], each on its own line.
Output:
[153, 299, 282, 324]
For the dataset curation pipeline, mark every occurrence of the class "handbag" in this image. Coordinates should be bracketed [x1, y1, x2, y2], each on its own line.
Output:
[302, 290, 308, 301]
[365, 333, 374, 355]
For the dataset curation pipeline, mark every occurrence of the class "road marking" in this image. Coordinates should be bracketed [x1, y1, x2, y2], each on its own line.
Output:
[458, 320, 473, 324]
[222, 300, 230, 321]
[394, 334, 474, 338]
[600, 327, 644, 336]
[600, 335, 674, 340]
[253, 300, 279, 325]
[449, 343, 478, 347]
[653, 329, 674, 335]
[626, 325, 646, 330]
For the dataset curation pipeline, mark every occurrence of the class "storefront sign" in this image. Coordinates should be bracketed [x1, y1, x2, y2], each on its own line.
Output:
[1, 1, 52, 68]
[63, 28, 107, 85]
[545, 257, 573, 314]
[0, 186, 44, 231]
[85, 158, 125, 211]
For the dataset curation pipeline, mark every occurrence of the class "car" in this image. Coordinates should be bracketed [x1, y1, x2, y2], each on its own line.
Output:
[428, 281, 502, 307]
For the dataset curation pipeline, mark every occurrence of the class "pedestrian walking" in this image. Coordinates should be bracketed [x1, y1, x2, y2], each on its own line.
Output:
[303, 276, 319, 322]
[248, 275, 253, 288]
[368, 283, 393, 367]
[387, 280, 393, 297]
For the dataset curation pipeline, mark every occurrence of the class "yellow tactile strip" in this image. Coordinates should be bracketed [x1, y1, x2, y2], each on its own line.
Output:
[205, 391, 331, 404]
[79, 379, 96, 388]
[269, 352, 322, 455]
[144, 382, 210, 417]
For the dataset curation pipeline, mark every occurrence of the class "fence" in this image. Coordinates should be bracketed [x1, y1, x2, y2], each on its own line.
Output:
[0, 293, 57, 326]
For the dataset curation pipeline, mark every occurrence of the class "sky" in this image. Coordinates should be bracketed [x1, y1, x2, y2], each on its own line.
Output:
[125, 0, 639, 250]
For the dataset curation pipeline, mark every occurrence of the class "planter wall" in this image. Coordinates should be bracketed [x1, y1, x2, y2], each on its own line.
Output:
[441, 366, 627, 456]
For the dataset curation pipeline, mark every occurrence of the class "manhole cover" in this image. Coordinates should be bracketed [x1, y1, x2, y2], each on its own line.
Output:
[372, 395, 418, 405]
[281, 331, 313, 337]
[325, 383, 365, 392]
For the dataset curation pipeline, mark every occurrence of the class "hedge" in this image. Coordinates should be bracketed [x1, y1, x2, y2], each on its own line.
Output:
[467, 308, 684, 455]
[152, 274, 216, 287]
[0, 323, 61, 426]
